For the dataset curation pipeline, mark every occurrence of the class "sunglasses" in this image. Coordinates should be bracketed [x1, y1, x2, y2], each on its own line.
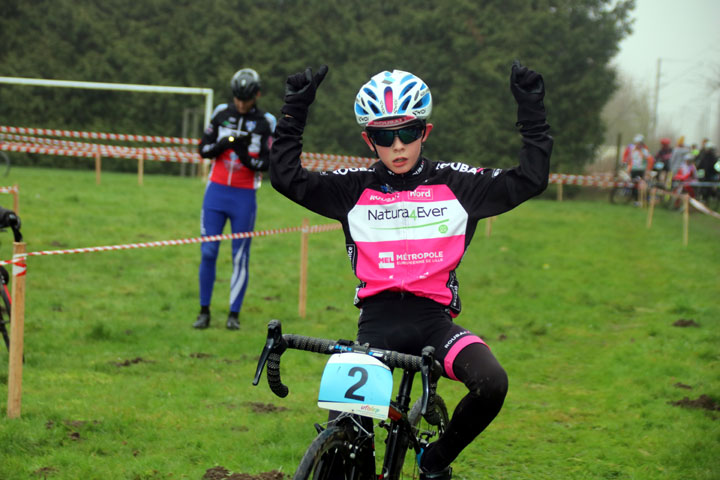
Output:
[367, 126, 424, 147]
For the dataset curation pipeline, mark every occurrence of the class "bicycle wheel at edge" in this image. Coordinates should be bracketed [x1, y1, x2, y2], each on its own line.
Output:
[609, 186, 633, 204]
[293, 425, 374, 480]
[0, 151, 9, 177]
[0, 280, 11, 352]
[395, 395, 449, 478]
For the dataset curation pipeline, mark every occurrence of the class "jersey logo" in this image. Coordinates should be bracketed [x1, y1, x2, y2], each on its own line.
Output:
[378, 252, 394, 269]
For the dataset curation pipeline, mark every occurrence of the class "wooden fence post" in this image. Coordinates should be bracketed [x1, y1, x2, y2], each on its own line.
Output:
[138, 153, 145, 186]
[485, 216, 495, 237]
[647, 187, 656, 228]
[556, 183, 563, 202]
[94, 151, 102, 185]
[682, 193, 689, 247]
[298, 218, 309, 318]
[7, 242, 26, 419]
[12, 184, 19, 214]
[639, 180, 647, 208]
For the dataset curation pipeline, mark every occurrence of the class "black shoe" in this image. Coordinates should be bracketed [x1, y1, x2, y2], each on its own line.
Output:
[226, 315, 240, 330]
[417, 446, 452, 480]
[193, 313, 210, 329]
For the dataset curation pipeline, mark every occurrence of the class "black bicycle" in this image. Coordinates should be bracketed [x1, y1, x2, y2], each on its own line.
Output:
[253, 320, 449, 480]
[0, 206, 22, 352]
[0, 151, 10, 177]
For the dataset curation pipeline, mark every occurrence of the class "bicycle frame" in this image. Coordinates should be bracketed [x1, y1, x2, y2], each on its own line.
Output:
[0, 206, 21, 353]
[380, 369, 424, 478]
[253, 319, 444, 479]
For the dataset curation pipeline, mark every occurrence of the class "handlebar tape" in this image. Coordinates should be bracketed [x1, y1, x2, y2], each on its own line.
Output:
[267, 352, 288, 398]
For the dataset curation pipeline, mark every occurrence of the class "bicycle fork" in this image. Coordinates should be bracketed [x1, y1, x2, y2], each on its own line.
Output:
[378, 370, 422, 479]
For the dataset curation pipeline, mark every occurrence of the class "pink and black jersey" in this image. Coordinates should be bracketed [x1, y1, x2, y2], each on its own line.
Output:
[270, 117, 552, 316]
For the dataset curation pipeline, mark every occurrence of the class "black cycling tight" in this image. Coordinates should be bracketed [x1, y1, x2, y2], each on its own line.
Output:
[356, 292, 509, 471]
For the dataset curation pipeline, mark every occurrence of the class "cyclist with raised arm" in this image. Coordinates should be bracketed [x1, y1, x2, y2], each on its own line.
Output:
[270, 63, 551, 478]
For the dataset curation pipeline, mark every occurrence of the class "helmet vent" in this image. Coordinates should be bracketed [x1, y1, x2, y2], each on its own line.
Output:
[400, 82, 416, 97]
[363, 87, 378, 102]
[384, 87, 394, 115]
[413, 93, 429, 109]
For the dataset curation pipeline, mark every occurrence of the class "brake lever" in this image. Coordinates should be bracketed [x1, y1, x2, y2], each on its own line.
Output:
[419, 346, 435, 416]
[252, 319, 284, 385]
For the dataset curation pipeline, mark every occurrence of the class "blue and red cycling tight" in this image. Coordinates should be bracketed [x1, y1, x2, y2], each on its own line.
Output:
[199, 181, 257, 312]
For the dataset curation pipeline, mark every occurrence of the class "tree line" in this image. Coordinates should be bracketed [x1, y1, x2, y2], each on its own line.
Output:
[0, 0, 635, 173]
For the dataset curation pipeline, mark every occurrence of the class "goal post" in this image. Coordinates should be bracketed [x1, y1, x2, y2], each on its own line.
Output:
[0, 76, 214, 134]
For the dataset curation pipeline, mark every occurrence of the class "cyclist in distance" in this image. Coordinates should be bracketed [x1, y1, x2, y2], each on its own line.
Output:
[195, 68, 276, 330]
[270, 63, 551, 478]
[622, 134, 655, 180]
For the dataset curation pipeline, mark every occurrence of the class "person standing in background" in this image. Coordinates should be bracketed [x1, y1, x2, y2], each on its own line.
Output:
[654, 137, 672, 183]
[194, 68, 276, 330]
[668, 136, 690, 187]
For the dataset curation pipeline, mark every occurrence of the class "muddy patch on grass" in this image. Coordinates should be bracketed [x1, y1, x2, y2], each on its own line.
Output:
[202, 466, 285, 480]
[190, 352, 213, 359]
[32, 466, 58, 478]
[113, 357, 153, 367]
[674, 382, 693, 389]
[669, 394, 720, 412]
[246, 402, 288, 413]
[673, 318, 700, 327]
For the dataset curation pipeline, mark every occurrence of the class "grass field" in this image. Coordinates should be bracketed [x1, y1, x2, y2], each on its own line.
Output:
[0, 166, 718, 480]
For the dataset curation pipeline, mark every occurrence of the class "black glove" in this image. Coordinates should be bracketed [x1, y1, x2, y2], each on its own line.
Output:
[510, 60, 546, 126]
[229, 133, 251, 155]
[205, 136, 234, 158]
[280, 64, 329, 124]
[240, 155, 268, 172]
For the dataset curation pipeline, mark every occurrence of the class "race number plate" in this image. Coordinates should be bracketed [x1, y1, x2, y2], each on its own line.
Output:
[317, 352, 393, 420]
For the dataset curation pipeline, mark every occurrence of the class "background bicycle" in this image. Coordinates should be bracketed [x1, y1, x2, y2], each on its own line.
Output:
[0, 206, 22, 353]
[253, 320, 450, 480]
[0, 151, 10, 177]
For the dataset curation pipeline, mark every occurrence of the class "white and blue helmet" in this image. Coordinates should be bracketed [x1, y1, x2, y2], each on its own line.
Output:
[354, 70, 432, 127]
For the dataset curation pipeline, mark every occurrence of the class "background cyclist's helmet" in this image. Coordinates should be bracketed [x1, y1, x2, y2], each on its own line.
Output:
[231, 68, 261, 100]
[354, 70, 432, 128]
[660, 137, 671, 145]
[633, 134, 645, 144]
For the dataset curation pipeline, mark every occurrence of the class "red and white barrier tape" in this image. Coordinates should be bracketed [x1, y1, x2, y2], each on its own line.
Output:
[0, 185, 18, 194]
[651, 187, 720, 219]
[549, 173, 632, 188]
[1, 133, 195, 156]
[688, 197, 720, 219]
[0, 222, 342, 266]
[301, 151, 375, 167]
[0, 141, 201, 164]
[0, 125, 197, 145]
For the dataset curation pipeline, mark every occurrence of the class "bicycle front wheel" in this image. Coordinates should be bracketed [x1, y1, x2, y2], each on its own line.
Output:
[293, 425, 374, 480]
[393, 395, 449, 478]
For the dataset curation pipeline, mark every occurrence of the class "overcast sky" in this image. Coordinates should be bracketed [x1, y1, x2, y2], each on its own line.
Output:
[612, 0, 720, 144]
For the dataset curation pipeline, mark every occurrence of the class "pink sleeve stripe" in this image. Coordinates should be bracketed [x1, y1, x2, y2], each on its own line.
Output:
[444, 335, 488, 381]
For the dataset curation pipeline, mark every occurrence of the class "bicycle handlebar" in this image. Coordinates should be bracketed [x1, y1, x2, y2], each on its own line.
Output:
[253, 319, 441, 414]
